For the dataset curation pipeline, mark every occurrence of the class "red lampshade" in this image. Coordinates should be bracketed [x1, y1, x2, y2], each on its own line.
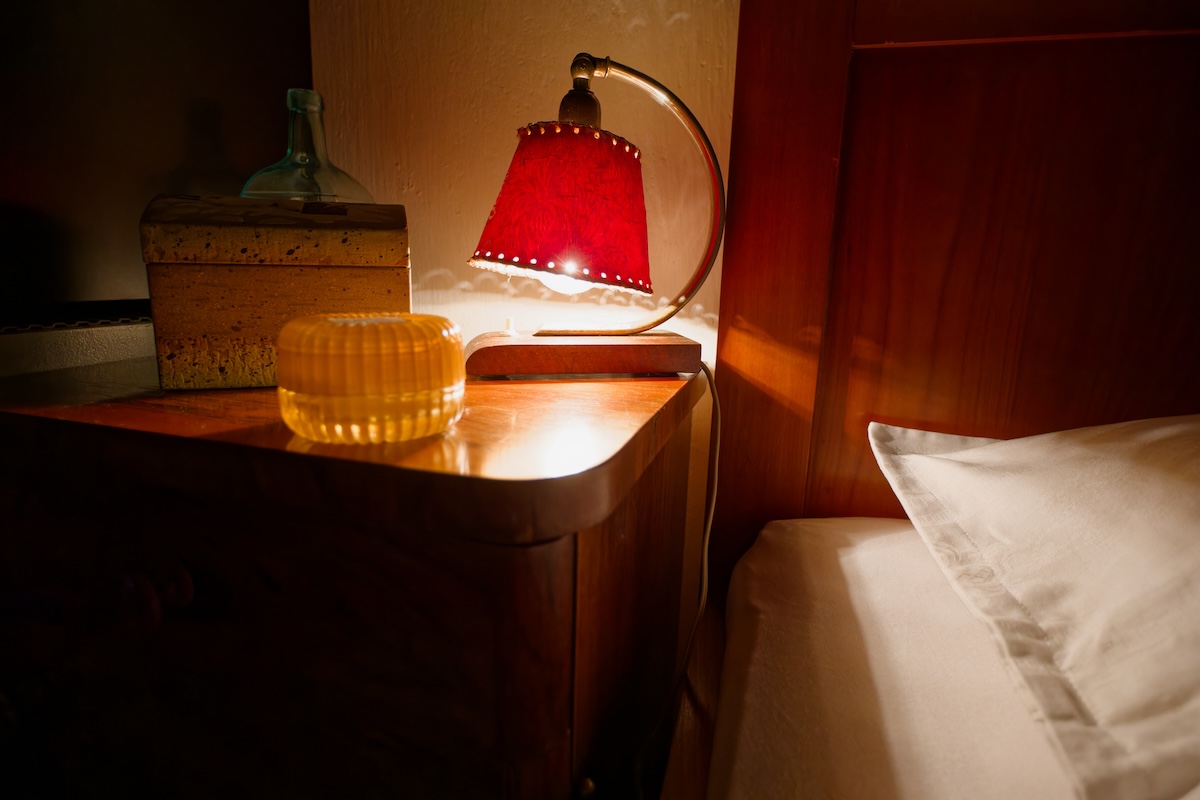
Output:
[470, 122, 652, 296]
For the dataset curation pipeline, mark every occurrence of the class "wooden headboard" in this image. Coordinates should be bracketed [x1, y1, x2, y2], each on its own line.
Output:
[711, 0, 1200, 601]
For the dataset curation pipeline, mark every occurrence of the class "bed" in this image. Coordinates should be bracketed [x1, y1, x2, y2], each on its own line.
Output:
[691, 0, 1200, 798]
[709, 418, 1200, 799]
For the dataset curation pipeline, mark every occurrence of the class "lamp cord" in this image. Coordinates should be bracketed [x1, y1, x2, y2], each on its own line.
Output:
[631, 360, 721, 800]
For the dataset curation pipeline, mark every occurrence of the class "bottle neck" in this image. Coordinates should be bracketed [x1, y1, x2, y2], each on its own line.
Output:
[287, 107, 328, 165]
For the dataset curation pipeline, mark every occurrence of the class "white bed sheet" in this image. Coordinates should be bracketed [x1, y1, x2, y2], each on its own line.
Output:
[707, 517, 1078, 800]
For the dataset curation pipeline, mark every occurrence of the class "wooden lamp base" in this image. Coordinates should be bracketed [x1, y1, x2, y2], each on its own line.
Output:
[465, 330, 702, 377]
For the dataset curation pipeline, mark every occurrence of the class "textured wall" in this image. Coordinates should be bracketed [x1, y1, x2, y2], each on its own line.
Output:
[309, 0, 739, 355]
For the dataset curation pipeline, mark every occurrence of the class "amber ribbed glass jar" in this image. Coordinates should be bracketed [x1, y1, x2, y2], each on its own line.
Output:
[276, 313, 465, 444]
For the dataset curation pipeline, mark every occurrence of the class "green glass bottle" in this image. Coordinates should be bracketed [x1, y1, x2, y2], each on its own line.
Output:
[241, 88, 374, 203]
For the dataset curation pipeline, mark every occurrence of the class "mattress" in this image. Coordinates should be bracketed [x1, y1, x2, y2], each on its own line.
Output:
[706, 517, 1077, 800]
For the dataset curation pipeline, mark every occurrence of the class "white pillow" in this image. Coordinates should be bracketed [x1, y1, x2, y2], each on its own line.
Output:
[869, 416, 1200, 800]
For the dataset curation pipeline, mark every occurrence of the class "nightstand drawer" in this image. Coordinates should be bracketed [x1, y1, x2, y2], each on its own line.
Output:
[2, 474, 576, 797]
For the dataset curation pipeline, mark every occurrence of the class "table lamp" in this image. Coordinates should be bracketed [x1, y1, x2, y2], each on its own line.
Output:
[465, 53, 726, 376]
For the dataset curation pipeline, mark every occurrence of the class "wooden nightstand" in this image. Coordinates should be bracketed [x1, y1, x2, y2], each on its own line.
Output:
[0, 357, 707, 799]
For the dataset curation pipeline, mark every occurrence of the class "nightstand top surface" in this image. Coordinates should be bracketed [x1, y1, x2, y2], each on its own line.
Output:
[0, 357, 705, 543]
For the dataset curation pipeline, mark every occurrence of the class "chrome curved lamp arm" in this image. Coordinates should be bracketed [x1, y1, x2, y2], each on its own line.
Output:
[536, 53, 727, 337]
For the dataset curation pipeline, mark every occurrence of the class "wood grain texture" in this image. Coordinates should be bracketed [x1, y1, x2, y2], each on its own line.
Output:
[573, 414, 692, 797]
[0, 360, 705, 798]
[713, 0, 1200, 577]
[465, 331, 702, 377]
[807, 35, 1200, 517]
[0, 359, 705, 546]
[0, 424, 574, 797]
[711, 0, 856, 603]
[854, 0, 1200, 46]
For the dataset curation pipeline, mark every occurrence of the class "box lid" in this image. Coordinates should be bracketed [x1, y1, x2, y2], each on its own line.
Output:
[139, 195, 409, 267]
